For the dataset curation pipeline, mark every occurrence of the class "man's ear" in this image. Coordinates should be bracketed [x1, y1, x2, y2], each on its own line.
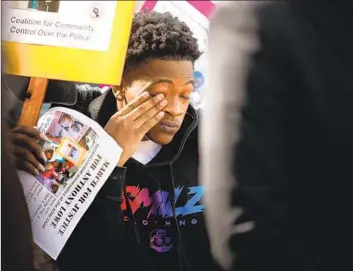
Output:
[112, 78, 128, 100]
[111, 85, 121, 99]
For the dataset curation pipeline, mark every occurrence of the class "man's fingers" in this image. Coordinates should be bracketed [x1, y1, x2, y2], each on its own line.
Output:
[12, 126, 41, 139]
[13, 147, 46, 173]
[117, 91, 150, 116]
[13, 126, 50, 142]
[16, 160, 41, 177]
[133, 100, 167, 128]
[128, 94, 166, 121]
[12, 133, 47, 162]
[139, 111, 165, 134]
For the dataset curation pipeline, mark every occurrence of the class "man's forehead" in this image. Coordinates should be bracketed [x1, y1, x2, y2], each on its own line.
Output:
[128, 59, 194, 79]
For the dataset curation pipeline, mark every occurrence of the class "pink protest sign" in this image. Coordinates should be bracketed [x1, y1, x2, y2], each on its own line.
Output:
[140, 1, 215, 19]
[184, 1, 215, 19]
[140, 1, 158, 12]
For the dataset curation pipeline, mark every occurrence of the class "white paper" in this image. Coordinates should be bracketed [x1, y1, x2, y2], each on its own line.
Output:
[1, 1, 117, 51]
[18, 107, 122, 259]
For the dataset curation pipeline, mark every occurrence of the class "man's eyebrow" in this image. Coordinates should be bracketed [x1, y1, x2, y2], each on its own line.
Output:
[152, 79, 174, 86]
[139, 78, 195, 95]
[185, 79, 194, 86]
[150, 79, 195, 87]
[140, 80, 172, 94]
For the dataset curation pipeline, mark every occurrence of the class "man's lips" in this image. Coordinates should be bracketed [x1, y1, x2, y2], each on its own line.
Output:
[159, 120, 180, 133]
[160, 120, 179, 128]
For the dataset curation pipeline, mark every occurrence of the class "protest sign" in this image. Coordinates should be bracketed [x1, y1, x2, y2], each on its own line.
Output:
[18, 107, 122, 259]
[2, 1, 135, 84]
[2, 1, 135, 127]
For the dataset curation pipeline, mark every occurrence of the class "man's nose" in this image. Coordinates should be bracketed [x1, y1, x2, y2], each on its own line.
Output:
[164, 96, 184, 116]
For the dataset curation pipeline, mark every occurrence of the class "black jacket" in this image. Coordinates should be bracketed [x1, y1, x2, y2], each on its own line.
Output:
[203, 2, 353, 271]
[3, 76, 98, 127]
[56, 89, 221, 271]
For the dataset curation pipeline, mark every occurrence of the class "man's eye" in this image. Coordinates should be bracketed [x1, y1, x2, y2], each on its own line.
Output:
[180, 95, 190, 100]
[148, 92, 159, 97]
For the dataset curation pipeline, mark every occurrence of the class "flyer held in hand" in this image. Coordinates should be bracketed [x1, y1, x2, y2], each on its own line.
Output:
[1, 0, 135, 259]
[18, 107, 122, 259]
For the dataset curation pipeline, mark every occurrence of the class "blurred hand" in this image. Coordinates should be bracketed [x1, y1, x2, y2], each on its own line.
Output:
[11, 126, 49, 176]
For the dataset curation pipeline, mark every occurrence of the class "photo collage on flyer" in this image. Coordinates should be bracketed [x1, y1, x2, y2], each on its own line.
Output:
[37, 112, 97, 195]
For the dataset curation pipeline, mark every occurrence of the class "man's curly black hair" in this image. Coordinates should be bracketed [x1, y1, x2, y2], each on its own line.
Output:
[124, 11, 201, 72]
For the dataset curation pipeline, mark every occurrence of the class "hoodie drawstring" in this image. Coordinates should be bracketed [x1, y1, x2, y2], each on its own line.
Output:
[169, 165, 185, 271]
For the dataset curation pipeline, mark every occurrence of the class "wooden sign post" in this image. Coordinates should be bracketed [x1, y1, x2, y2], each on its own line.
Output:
[2, 1, 136, 127]
[18, 78, 49, 127]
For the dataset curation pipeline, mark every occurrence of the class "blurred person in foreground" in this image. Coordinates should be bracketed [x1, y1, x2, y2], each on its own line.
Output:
[10, 11, 223, 271]
[2, 66, 33, 271]
[201, 1, 352, 271]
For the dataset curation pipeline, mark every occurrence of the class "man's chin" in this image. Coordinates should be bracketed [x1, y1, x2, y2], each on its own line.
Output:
[147, 131, 175, 145]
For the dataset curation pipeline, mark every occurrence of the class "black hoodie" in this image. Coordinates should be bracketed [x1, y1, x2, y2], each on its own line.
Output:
[56, 89, 222, 271]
